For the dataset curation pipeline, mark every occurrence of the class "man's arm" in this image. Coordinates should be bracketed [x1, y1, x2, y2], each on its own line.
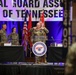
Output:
[29, 27, 36, 32]
[41, 27, 49, 33]
[0, 30, 1, 34]
[65, 44, 76, 75]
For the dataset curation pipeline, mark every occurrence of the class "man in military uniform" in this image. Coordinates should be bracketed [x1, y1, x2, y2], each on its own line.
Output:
[30, 23, 49, 63]
[65, 43, 76, 75]
[30, 23, 49, 43]
[0, 24, 8, 45]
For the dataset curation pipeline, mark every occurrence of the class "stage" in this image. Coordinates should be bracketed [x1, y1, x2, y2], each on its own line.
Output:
[0, 46, 67, 75]
[0, 46, 68, 62]
[0, 0, 73, 75]
[0, 46, 66, 75]
[0, 62, 64, 75]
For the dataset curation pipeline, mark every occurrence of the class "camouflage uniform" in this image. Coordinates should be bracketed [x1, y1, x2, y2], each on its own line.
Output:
[0, 29, 8, 44]
[31, 27, 49, 43]
[8, 33, 19, 45]
[30, 27, 49, 63]
[65, 43, 76, 75]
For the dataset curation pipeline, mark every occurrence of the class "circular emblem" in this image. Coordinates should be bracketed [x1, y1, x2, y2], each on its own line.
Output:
[32, 42, 47, 57]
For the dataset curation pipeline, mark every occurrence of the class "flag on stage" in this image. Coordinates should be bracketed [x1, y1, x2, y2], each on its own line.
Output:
[22, 22, 28, 51]
[28, 12, 32, 47]
[22, 10, 28, 51]
[40, 10, 45, 27]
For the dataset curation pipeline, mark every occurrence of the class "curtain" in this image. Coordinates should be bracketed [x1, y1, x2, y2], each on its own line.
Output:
[0, 21, 63, 46]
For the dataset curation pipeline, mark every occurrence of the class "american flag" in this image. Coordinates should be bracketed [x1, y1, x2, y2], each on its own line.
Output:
[22, 22, 28, 51]
[22, 9, 28, 52]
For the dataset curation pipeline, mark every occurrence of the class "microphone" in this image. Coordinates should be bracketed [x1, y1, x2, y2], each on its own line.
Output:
[51, 36, 56, 47]
[51, 36, 54, 41]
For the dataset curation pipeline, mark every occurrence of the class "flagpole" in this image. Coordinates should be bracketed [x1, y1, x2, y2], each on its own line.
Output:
[30, 48, 31, 57]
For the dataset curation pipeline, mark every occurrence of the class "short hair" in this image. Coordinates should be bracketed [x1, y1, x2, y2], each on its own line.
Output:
[2, 24, 6, 28]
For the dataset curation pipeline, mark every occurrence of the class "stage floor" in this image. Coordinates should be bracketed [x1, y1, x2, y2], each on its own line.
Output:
[0, 62, 65, 75]
[0, 62, 64, 66]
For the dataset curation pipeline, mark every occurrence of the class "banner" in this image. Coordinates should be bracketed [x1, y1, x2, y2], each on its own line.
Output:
[0, 0, 63, 21]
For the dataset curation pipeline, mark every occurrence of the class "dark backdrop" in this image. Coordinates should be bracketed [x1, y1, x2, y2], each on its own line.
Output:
[0, 21, 63, 46]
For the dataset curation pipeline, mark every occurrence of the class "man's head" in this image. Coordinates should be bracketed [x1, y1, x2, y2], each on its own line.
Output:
[36, 23, 41, 29]
[38, 21, 45, 27]
[2, 24, 7, 30]
[38, 21, 42, 26]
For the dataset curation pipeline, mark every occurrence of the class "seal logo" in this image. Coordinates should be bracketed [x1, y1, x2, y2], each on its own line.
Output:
[32, 42, 47, 56]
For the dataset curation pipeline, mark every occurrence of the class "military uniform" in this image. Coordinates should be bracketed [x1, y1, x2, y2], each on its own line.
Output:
[0, 29, 7, 44]
[65, 43, 76, 75]
[30, 27, 49, 63]
[31, 27, 49, 43]
[8, 33, 19, 45]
